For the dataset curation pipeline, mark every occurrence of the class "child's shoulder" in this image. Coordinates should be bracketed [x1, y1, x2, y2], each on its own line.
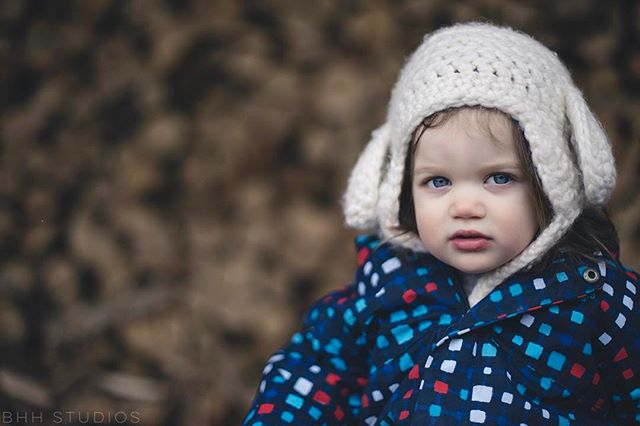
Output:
[354, 233, 427, 265]
[349, 234, 443, 305]
[353, 233, 433, 277]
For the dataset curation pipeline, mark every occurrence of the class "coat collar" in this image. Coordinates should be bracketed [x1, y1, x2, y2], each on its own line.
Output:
[431, 254, 609, 347]
[358, 235, 611, 343]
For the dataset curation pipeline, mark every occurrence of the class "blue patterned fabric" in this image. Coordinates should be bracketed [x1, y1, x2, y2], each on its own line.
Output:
[243, 235, 640, 425]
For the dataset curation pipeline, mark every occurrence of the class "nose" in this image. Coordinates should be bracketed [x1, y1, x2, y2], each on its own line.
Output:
[449, 191, 486, 219]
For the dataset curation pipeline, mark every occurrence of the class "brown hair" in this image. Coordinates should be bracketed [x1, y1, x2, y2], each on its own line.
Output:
[397, 106, 619, 269]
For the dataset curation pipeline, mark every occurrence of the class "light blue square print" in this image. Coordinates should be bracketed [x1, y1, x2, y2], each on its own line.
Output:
[525, 342, 543, 359]
[547, 351, 566, 371]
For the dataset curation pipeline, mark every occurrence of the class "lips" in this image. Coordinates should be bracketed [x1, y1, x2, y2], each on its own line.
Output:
[450, 230, 491, 251]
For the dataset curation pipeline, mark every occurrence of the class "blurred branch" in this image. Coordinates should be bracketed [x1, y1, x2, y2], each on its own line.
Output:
[46, 285, 178, 349]
[0, 368, 53, 408]
[95, 371, 168, 403]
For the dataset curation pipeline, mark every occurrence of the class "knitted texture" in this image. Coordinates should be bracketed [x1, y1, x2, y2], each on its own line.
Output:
[342, 22, 617, 305]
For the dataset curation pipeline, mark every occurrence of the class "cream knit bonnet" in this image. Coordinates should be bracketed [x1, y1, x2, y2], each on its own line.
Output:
[343, 22, 617, 306]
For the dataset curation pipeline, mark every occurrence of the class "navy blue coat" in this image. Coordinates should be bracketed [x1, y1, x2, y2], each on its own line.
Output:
[243, 235, 640, 425]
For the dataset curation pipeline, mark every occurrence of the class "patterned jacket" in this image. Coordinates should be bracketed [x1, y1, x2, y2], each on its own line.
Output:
[243, 235, 640, 425]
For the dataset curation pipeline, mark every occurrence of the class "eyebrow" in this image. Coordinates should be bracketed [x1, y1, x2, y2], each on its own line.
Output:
[413, 166, 445, 175]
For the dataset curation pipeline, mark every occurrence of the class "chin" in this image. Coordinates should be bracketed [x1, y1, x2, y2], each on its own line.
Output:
[454, 263, 496, 275]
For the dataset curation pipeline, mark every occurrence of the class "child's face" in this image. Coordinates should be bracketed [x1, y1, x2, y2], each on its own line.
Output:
[412, 109, 538, 274]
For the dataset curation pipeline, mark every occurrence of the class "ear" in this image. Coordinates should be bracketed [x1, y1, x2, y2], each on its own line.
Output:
[564, 86, 616, 205]
[343, 123, 390, 229]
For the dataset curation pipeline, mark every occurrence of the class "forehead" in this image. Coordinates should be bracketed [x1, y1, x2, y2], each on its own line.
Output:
[414, 108, 518, 157]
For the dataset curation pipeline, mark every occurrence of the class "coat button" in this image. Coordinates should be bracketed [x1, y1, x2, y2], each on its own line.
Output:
[582, 268, 600, 283]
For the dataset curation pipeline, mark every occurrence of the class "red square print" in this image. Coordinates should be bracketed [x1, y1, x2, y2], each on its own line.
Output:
[403, 289, 417, 304]
[614, 347, 628, 363]
[361, 394, 369, 408]
[425, 282, 438, 292]
[357, 247, 370, 266]
[313, 390, 331, 405]
[623, 368, 634, 379]
[570, 363, 585, 378]
[258, 403, 274, 414]
[334, 406, 344, 421]
[326, 373, 341, 385]
[434, 380, 448, 394]
[408, 364, 419, 380]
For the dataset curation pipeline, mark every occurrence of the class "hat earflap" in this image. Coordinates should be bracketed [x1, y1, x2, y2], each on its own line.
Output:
[564, 86, 617, 206]
[343, 123, 390, 229]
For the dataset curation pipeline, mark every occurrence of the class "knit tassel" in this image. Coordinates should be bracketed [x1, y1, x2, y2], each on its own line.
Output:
[343, 123, 390, 229]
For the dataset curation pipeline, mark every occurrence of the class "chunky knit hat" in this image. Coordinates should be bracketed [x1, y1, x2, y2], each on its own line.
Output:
[343, 22, 616, 305]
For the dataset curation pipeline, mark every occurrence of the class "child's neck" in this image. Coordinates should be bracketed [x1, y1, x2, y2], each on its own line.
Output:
[461, 272, 481, 297]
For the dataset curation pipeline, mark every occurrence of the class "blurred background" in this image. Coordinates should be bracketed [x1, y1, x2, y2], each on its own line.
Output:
[0, 0, 639, 425]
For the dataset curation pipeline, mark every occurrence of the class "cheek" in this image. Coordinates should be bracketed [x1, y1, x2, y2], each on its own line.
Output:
[414, 201, 443, 245]
[504, 195, 539, 246]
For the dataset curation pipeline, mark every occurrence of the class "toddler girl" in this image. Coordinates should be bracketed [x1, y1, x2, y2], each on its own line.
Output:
[243, 22, 640, 425]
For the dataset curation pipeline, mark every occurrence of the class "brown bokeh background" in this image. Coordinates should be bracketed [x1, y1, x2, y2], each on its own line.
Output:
[1, 1, 639, 425]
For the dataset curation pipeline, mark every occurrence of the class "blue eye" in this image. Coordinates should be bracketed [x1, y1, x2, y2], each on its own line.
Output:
[426, 177, 451, 188]
[487, 173, 512, 185]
